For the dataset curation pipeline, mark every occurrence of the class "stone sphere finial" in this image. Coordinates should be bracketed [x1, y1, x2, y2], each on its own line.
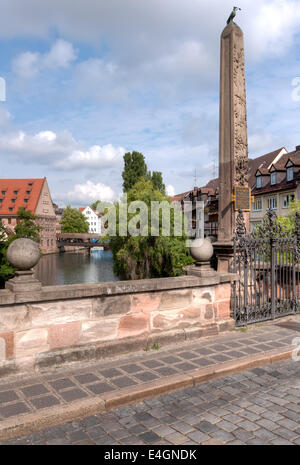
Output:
[190, 237, 214, 263]
[6, 238, 40, 271]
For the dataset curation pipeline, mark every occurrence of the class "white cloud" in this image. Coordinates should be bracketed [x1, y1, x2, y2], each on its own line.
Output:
[0, 129, 76, 160]
[12, 51, 40, 78]
[57, 180, 116, 206]
[166, 184, 175, 197]
[12, 39, 77, 79]
[43, 39, 77, 68]
[56, 143, 125, 170]
[0, 128, 125, 173]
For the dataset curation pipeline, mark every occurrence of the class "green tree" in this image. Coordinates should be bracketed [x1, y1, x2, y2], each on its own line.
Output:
[60, 206, 89, 233]
[110, 179, 193, 280]
[122, 151, 148, 192]
[7, 208, 42, 245]
[0, 220, 14, 286]
[150, 171, 166, 195]
[278, 200, 300, 236]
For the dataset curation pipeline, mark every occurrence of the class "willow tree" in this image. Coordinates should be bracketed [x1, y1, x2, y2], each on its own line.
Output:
[110, 179, 193, 280]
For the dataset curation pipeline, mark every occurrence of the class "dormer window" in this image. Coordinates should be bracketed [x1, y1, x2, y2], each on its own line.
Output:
[256, 176, 262, 188]
[270, 173, 277, 185]
[287, 167, 294, 181]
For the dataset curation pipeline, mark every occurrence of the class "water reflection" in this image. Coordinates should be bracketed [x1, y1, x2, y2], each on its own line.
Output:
[34, 250, 118, 286]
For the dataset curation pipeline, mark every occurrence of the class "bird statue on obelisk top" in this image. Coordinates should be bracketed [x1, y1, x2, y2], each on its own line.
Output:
[227, 6, 241, 25]
[213, 7, 249, 272]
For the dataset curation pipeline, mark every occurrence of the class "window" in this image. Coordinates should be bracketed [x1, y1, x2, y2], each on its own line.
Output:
[11, 199, 16, 203]
[9, 207, 13, 211]
[287, 167, 294, 181]
[256, 176, 262, 188]
[24, 198, 28, 203]
[1, 191, 6, 195]
[13, 190, 18, 195]
[283, 194, 295, 208]
[26, 190, 31, 195]
[253, 198, 262, 211]
[270, 173, 277, 185]
[267, 197, 277, 210]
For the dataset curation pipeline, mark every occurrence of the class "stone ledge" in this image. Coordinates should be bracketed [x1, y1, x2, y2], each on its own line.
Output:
[32, 320, 234, 373]
[0, 273, 237, 306]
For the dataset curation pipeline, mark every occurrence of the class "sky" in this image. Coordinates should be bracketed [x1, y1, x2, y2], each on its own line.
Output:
[0, 0, 300, 206]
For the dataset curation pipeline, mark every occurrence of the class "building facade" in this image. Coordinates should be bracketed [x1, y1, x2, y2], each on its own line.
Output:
[0, 177, 57, 254]
[79, 206, 102, 234]
[171, 145, 300, 236]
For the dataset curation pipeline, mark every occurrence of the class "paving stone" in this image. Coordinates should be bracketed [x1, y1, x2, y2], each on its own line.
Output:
[164, 432, 188, 444]
[67, 430, 91, 442]
[134, 371, 159, 382]
[217, 419, 237, 432]
[87, 382, 114, 394]
[195, 420, 218, 433]
[74, 373, 100, 384]
[99, 368, 124, 378]
[21, 384, 50, 397]
[138, 431, 161, 443]
[0, 401, 30, 418]
[277, 418, 299, 430]
[121, 364, 144, 374]
[142, 360, 164, 369]
[238, 420, 260, 432]
[273, 427, 298, 440]
[171, 421, 194, 434]
[233, 429, 254, 442]
[210, 429, 235, 443]
[30, 395, 60, 409]
[111, 376, 137, 388]
[49, 378, 76, 391]
[174, 361, 198, 371]
[59, 388, 88, 402]
[0, 390, 19, 404]
[154, 367, 178, 376]
[187, 430, 210, 443]
[160, 356, 182, 364]
[210, 354, 232, 362]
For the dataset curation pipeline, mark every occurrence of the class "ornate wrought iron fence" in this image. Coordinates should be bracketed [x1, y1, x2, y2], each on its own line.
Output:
[233, 210, 300, 326]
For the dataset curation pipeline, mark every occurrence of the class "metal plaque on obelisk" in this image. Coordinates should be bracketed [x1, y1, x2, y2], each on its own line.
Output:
[213, 9, 249, 272]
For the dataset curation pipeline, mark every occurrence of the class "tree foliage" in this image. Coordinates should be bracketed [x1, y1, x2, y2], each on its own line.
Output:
[110, 179, 193, 280]
[60, 206, 89, 233]
[148, 171, 166, 195]
[0, 220, 14, 286]
[278, 200, 300, 237]
[122, 151, 148, 192]
[7, 208, 41, 245]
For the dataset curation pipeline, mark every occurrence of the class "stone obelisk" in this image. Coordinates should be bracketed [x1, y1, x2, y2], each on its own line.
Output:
[214, 17, 249, 272]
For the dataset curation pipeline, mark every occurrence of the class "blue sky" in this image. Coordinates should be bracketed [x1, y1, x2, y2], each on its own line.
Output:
[0, 0, 299, 206]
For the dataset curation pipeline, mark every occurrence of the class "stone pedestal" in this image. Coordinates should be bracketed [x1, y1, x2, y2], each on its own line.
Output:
[5, 270, 42, 298]
[214, 21, 249, 272]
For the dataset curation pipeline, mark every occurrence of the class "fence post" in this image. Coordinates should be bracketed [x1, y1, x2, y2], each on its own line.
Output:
[270, 236, 276, 319]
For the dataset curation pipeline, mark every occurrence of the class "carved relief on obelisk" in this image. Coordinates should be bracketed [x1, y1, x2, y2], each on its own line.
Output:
[232, 42, 248, 187]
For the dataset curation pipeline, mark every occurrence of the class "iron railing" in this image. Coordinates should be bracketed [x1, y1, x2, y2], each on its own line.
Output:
[233, 210, 300, 326]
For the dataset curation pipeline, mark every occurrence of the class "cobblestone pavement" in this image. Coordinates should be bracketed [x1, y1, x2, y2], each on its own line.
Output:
[1, 359, 299, 445]
[0, 323, 298, 423]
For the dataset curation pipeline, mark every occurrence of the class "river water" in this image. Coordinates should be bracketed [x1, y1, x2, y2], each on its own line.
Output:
[34, 250, 118, 286]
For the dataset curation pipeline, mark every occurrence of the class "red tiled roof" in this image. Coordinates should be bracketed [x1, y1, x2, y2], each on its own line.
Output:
[79, 206, 102, 217]
[0, 178, 45, 217]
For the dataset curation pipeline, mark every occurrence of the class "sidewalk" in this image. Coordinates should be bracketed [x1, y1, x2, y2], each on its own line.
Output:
[0, 317, 299, 440]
